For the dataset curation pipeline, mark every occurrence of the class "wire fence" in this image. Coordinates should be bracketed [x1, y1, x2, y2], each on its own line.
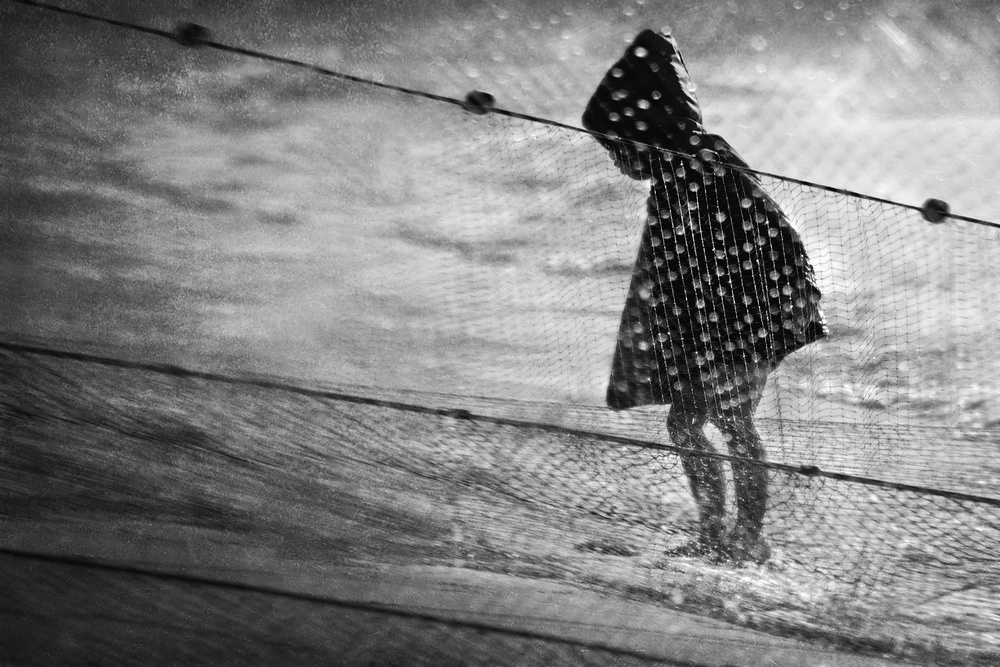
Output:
[7, 0, 997, 230]
[3, 342, 999, 665]
[3, 1, 1000, 665]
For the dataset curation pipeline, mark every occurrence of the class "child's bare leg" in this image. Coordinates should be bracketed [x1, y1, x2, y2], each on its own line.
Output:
[715, 414, 767, 538]
[713, 410, 770, 563]
[667, 406, 726, 549]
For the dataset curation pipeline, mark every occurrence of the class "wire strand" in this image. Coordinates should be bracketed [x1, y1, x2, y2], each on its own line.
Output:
[6, 0, 999, 230]
[4, 338, 999, 509]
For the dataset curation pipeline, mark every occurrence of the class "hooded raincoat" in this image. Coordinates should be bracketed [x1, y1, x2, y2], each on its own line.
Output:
[583, 30, 827, 412]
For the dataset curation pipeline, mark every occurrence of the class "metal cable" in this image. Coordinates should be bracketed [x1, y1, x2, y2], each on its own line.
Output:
[6, 0, 998, 230]
[4, 338, 999, 509]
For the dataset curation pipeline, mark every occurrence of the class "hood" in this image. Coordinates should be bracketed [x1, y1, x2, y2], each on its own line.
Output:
[582, 29, 704, 154]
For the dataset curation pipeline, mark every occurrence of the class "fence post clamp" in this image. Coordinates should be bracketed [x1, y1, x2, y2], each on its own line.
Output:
[175, 22, 210, 48]
[463, 90, 495, 115]
[921, 198, 950, 224]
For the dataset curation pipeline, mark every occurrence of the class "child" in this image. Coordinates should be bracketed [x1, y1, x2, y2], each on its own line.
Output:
[582, 30, 827, 563]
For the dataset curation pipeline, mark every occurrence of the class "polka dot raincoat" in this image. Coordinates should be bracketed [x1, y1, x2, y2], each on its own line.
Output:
[583, 30, 828, 412]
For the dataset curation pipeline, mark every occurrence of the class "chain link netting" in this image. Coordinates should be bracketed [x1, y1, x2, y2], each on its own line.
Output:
[3, 339, 999, 664]
[4, 2, 1000, 665]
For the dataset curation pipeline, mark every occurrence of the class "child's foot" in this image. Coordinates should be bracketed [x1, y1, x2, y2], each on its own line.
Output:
[727, 534, 771, 564]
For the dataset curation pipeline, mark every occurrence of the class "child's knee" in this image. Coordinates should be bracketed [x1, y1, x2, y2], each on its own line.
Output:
[667, 407, 708, 437]
[714, 417, 764, 456]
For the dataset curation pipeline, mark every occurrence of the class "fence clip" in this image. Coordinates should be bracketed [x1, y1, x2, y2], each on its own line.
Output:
[462, 90, 496, 115]
[921, 198, 950, 224]
[175, 22, 211, 48]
